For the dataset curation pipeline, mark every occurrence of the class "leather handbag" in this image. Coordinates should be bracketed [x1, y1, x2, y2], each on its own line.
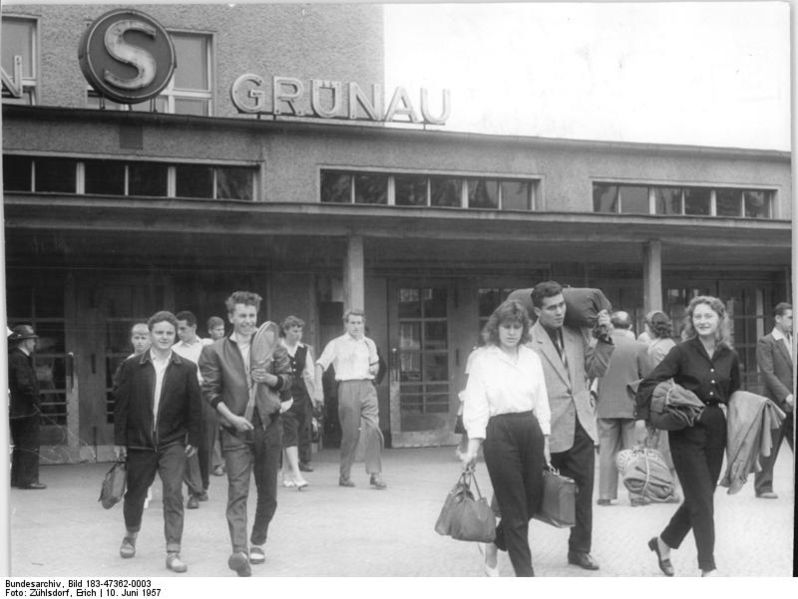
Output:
[534, 467, 576, 528]
[434, 469, 496, 542]
[99, 460, 127, 509]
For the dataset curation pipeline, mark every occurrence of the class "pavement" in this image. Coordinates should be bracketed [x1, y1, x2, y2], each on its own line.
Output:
[6, 445, 795, 577]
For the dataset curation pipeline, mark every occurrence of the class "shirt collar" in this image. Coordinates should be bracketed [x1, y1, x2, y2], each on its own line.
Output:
[140, 349, 178, 364]
[18, 347, 31, 357]
[772, 328, 789, 341]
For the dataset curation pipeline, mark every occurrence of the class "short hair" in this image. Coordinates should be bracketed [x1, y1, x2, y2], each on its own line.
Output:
[130, 322, 149, 335]
[681, 296, 732, 347]
[646, 311, 673, 339]
[281, 315, 305, 332]
[175, 311, 197, 327]
[207, 316, 224, 329]
[531, 280, 563, 309]
[774, 302, 792, 318]
[484, 300, 532, 346]
[343, 308, 366, 323]
[611, 311, 632, 329]
[147, 311, 178, 332]
[225, 291, 262, 314]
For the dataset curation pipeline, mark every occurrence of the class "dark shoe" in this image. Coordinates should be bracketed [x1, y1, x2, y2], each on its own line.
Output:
[228, 552, 251, 577]
[596, 499, 612, 506]
[187, 495, 199, 509]
[369, 473, 387, 490]
[339, 477, 355, 487]
[299, 463, 314, 472]
[567, 551, 599, 571]
[648, 537, 674, 577]
[756, 491, 778, 499]
[165, 552, 187, 573]
[119, 537, 136, 559]
[21, 482, 47, 490]
[249, 546, 266, 565]
[198, 491, 209, 502]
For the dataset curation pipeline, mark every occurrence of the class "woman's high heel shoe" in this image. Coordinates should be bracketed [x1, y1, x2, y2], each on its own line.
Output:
[282, 479, 296, 488]
[295, 479, 309, 491]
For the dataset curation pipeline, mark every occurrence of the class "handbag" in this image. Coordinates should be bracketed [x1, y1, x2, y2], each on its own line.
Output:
[534, 467, 576, 528]
[434, 469, 496, 542]
[99, 460, 127, 509]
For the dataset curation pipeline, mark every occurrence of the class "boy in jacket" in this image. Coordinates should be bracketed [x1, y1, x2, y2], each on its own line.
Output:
[114, 311, 202, 573]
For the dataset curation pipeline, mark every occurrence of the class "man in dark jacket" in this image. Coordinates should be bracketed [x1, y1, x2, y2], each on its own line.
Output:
[8, 324, 46, 490]
[113, 311, 202, 574]
[198, 290, 292, 577]
[754, 302, 794, 499]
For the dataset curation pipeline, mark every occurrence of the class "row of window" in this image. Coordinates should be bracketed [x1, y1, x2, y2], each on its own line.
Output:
[3, 156, 255, 201]
[321, 170, 539, 211]
[593, 183, 773, 219]
[2, 16, 212, 115]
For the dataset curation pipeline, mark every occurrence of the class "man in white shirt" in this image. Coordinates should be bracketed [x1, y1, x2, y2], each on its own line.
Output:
[754, 302, 794, 499]
[316, 309, 386, 489]
[173, 311, 214, 509]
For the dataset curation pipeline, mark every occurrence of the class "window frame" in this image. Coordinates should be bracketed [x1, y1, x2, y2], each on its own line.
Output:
[319, 168, 540, 211]
[1, 15, 39, 105]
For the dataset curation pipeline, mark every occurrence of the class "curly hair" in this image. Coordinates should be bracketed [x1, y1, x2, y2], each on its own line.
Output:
[681, 296, 732, 347]
[646, 310, 673, 339]
[484, 300, 532, 346]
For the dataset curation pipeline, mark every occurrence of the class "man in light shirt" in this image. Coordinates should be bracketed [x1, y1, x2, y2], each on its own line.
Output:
[113, 311, 202, 573]
[754, 302, 794, 499]
[316, 309, 386, 489]
[172, 310, 214, 509]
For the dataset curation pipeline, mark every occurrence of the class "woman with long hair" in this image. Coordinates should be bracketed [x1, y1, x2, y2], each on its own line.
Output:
[635, 296, 740, 577]
[461, 299, 551, 577]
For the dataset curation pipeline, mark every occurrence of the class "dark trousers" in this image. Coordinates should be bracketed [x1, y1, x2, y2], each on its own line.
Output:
[298, 397, 313, 466]
[222, 411, 282, 553]
[754, 411, 794, 495]
[483, 411, 545, 577]
[123, 444, 187, 553]
[10, 413, 41, 487]
[661, 405, 726, 572]
[549, 419, 595, 554]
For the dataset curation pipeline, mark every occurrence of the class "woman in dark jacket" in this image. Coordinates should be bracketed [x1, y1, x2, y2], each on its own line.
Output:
[635, 296, 740, 578]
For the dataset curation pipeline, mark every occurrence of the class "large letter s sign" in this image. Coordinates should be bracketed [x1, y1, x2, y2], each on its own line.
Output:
[103, 19, 157, 90]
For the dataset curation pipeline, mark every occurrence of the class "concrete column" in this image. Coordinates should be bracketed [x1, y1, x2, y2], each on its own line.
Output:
[343, 234, 365, 313]
[643, 240, 663, 313]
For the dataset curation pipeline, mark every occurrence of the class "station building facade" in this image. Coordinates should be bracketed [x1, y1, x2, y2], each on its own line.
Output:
[2, 3, 792, 462]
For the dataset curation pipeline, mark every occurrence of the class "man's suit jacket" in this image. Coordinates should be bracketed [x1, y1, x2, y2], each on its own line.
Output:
[756, 332, 794, 412]
[529, 321, 614, 452]
[596, 330, 652, 419]
[114, 352, 202, 451]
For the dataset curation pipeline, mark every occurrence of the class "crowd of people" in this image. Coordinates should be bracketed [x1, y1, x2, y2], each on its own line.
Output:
[7, 282, 792, 577]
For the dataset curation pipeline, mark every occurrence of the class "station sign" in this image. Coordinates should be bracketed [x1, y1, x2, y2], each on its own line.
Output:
[78, 9, 176, 104]
[231, 75, 450, 126]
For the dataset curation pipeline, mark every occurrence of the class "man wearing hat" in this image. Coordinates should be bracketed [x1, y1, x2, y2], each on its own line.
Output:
[8, 324, 47, 489]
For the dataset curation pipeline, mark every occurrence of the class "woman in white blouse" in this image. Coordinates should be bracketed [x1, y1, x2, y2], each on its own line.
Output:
[461, 300, 551, 577]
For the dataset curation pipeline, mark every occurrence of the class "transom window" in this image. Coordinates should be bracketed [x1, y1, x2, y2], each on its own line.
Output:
[593, 182, 774, 219]
[1, 16, 37, 104]
[321, 170, 539, 211]
[86, 31, 213, 116]
[3, 155, 255, 201]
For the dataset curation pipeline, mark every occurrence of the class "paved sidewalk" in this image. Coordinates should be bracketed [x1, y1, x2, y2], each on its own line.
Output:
[7, 445, 794, 577]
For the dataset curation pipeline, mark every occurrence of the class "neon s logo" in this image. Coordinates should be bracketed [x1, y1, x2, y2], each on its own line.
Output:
[103, 19, 157, 90]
